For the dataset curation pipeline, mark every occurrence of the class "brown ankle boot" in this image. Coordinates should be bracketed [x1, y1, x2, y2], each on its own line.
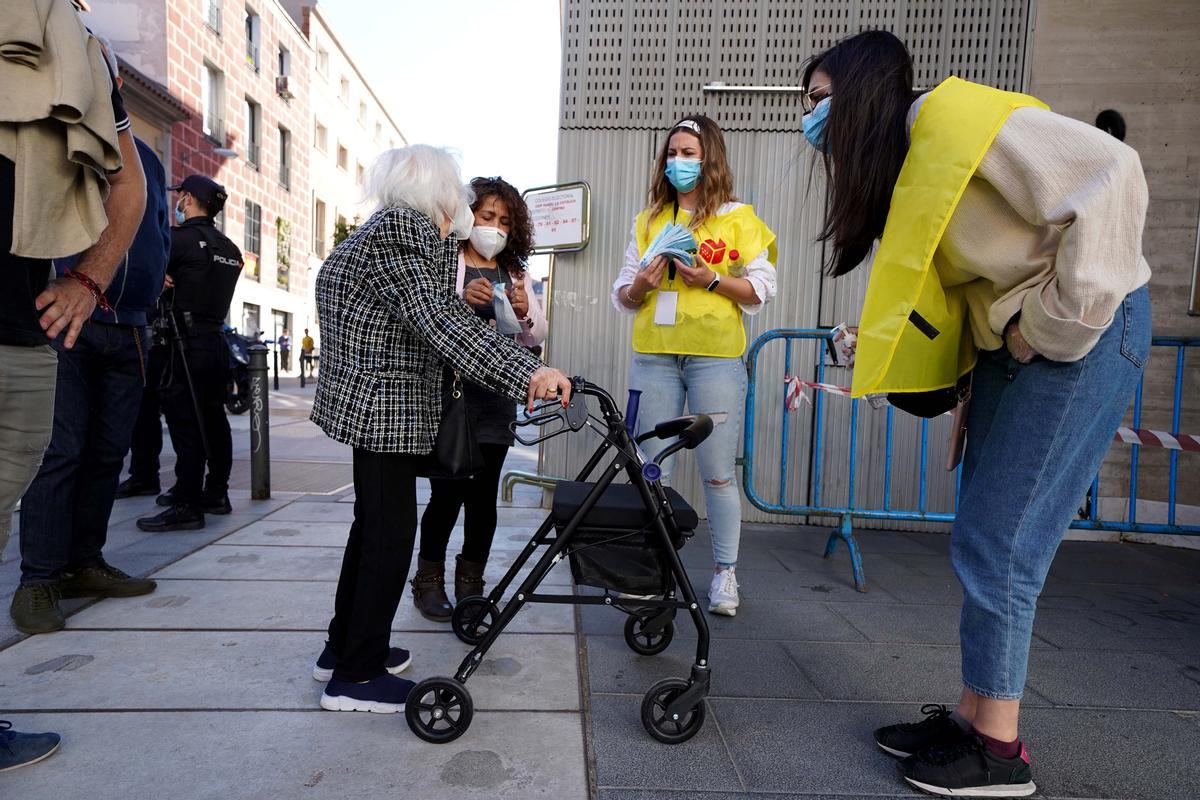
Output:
[410, 558, 452, 622]
[454, 555, 487, 603]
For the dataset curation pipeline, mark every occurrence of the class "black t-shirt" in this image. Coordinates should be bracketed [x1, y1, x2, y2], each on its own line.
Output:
[0, 59, 130, 347]
[166, 218, 244, 328]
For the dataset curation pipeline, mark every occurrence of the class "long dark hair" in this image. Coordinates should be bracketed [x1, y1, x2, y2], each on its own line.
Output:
[467, 176, 532, 279]
[804, 31, 914, 277]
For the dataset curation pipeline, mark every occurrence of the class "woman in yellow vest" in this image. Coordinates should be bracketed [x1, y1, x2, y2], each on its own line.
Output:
[802, 32, 1151, 797]
[611, 114, 777, 617]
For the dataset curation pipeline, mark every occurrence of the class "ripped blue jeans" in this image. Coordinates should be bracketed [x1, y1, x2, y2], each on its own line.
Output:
[629, 353, 747, 567]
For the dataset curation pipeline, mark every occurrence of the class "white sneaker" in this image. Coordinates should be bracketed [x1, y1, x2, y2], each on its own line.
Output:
[708, 567, 739, 616]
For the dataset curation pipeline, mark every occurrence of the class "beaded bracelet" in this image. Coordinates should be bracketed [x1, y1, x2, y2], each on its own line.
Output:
[64, 268, 113, 313]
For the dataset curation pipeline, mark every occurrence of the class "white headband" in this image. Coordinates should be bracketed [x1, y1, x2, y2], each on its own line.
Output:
[673, 119, 702, 135]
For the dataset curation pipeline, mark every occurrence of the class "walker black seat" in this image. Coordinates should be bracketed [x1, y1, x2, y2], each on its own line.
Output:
[552, 481, 699, 532]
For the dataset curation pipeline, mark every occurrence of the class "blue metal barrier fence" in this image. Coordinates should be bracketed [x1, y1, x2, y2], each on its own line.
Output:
[741, 329, 1199, 592]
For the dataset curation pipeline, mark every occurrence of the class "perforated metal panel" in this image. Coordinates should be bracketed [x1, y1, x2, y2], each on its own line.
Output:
[561, 0, 1031, 131]
[550, 0, 1033, 528]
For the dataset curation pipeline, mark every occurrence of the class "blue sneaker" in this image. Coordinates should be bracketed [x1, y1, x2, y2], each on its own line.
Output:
[320, 674, 416, 713]
[312, 643, 412, 682]
[0, 721, 61, 773]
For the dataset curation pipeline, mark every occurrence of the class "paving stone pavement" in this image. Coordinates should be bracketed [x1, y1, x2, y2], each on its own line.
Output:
[2, 381, 1198, 799]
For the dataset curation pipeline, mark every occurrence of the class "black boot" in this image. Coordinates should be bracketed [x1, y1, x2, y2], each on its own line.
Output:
[115, 477, 160, 499]
[454, 555, 487, 603]
[410, 558, 452, 622]
[136, 504, 205, 532]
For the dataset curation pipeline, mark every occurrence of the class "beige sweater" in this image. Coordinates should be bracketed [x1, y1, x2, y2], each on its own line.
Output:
[909, 98, 1152, 362]
[0, 0, 122, 259]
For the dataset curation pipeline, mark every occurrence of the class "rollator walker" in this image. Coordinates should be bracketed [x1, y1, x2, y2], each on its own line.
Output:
[405, 378, 714, 745]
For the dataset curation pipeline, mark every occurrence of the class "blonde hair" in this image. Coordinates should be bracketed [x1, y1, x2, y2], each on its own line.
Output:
[367, 145, 473, 227]
[644, 114, 737, 236]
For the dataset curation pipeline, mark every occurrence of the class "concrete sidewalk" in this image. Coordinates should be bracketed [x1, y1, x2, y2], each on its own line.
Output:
[3, 379, 1199, 799]
[0, 381, 586, 799]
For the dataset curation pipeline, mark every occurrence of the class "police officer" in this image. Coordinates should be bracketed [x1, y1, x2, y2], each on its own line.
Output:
[137, 176, 242, 532]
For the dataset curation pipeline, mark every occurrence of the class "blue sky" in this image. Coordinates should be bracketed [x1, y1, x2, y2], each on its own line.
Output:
[320, 0, 563, 194]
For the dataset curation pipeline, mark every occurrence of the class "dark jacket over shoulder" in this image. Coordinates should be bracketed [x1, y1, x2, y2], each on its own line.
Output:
[311, 206, 541, 454]
[56, 137, 170, 327]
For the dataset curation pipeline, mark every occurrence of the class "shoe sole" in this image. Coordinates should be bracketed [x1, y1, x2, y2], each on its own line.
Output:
[13, 620, 66, 635]
[59, 584, 158, 600]
[136, 520, 205, 532]
[0, 739, 61, 773]
[708, 602, 738, 617]
[319, 693, 405, 713]
[876, 741, 913, 758]
[904, 777, 1037, 797]
[313, 653, 413, 683]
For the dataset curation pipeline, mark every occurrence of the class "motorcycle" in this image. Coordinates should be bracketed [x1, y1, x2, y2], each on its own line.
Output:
[224, 326, 253, 414]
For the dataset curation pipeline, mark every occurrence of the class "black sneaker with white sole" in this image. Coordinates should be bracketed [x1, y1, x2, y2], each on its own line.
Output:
[320, 674, 416, 713]
[875, 703, 968, 758]
[312, 643, 411, 682]
[900, 736, 1036, 798]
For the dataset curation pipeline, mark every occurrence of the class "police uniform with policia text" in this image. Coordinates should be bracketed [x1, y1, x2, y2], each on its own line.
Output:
[137, 175, 242, 531]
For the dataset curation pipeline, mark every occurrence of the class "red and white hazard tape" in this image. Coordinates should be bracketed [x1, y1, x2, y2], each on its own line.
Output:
[784, 377, 1198, 451]
[1114, 427, 1200, 452]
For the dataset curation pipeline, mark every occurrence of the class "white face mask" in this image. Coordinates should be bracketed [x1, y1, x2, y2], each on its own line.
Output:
[448, 202, 475, 240]
[468, 226, 508, 260]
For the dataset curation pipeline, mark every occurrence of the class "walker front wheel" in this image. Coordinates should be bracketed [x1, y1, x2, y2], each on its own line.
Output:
[640, 677, 705, 744]
[406, 677, 474, 744]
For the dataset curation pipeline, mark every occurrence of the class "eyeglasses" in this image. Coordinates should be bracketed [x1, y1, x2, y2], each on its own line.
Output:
[802, 84, 832, 114]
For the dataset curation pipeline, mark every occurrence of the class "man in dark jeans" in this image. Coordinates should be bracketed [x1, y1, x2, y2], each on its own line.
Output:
[136, 175, 243, 532]
[13, 131, 170, 635]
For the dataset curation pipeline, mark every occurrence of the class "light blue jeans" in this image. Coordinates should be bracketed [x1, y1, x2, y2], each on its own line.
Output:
[953, 287, 1151, 700]
[629, 353, 747, 567]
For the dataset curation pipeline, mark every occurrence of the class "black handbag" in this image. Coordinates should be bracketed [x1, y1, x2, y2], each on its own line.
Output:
[421, 371, 485, 479]
[887, 373, 972, 419]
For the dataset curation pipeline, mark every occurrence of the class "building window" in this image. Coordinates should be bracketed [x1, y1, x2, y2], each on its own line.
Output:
[244, 98, 261, 168]
[278, 45, 290, 77]
[277, 127, 290, 189]
[358, 102, 368, 126]
[339, 76, 350, 104]
[206, 0, 222, 34]
[201, 63, 224, 141]
[244, 7, 261, 71]
[374, 121, 382, 144]
[356, 162, 364, 187]
[314, 198, 327, 258]
[276, 217, 291, 291]
[316, 46, 329, 77]
[314, 120, 328, 153]
[244, 199, 262, 258]
[242, 302, 261, 338]
[336, 143, 348, 171]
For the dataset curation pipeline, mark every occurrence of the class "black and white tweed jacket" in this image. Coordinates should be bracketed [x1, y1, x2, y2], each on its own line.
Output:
[311, 206, 541, 454]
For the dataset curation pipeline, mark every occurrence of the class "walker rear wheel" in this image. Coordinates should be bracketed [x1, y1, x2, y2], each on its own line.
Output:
[624, 614, 674, 656]
[452, 596, 498, 646]
[640, 677, 705, 744]
[406, 677, 474, 744]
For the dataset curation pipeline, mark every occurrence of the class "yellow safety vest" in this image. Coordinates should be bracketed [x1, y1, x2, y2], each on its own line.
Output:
[631, 204, 777, 358]
[851, 77, 1050, 398]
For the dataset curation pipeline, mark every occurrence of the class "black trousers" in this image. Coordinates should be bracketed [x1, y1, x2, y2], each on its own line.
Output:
[128, 344, 167, 484]
[419, 443, 509, 564]
[327, 448, 420, 682]
[160, 333, 231, 506]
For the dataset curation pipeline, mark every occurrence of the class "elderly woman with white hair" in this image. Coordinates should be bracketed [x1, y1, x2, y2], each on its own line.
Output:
[309, 145, 571, 713]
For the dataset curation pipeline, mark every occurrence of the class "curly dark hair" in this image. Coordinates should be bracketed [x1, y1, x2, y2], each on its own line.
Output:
[466, 176, 532, 279]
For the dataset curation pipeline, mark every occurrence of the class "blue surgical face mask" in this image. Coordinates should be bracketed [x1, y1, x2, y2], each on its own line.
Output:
[802, 96, 832, 152]
[665, 157, 702, 193]
[174, 202, 186, 225]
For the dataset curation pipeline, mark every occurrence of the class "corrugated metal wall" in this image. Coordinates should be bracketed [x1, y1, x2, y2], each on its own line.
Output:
[545, 0, 1032, 527]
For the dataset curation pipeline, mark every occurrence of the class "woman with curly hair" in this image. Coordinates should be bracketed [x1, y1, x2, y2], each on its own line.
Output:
[411, 177, 549, 622]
